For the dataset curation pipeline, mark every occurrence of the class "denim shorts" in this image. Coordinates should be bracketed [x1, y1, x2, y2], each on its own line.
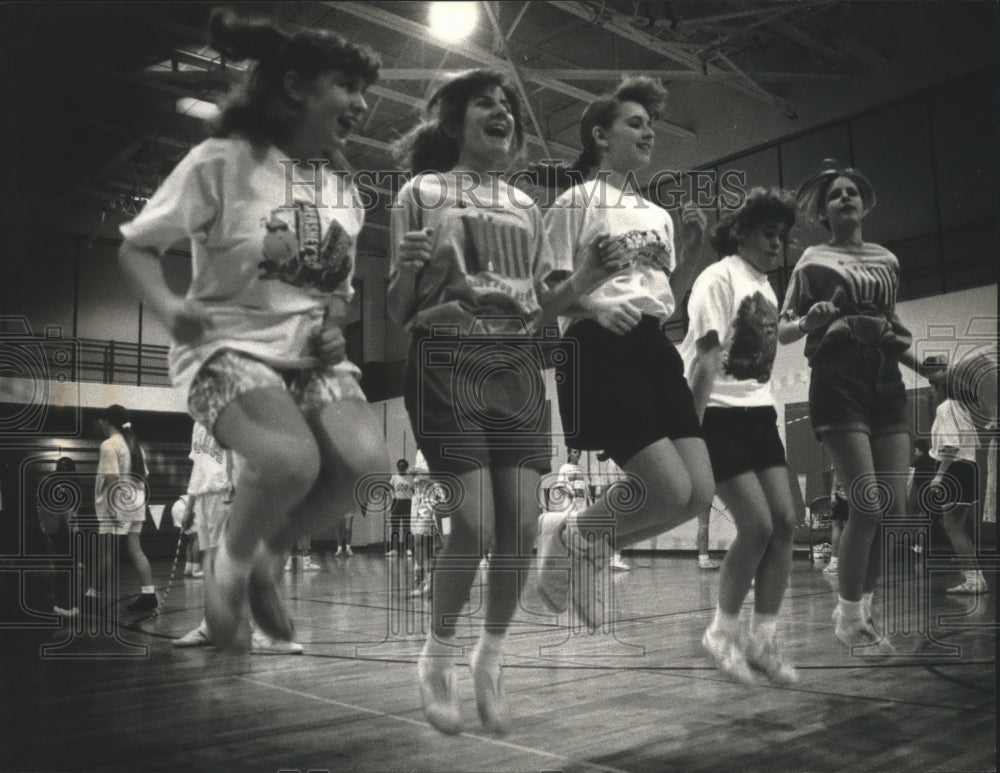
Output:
[403, 332, 553, 475]
[188, 349, 367, 435]
[808, 341, 908, 439]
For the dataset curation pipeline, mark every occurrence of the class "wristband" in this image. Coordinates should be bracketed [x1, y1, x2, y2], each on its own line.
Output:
[797, 317, 809, 334]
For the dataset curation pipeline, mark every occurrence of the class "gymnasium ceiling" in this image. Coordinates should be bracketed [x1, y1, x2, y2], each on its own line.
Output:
[2, 1, 996, 254]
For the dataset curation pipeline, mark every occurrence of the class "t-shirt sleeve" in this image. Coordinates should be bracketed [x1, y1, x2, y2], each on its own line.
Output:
[389, 182, 421, 275]
[118, 143, 221, 254]
[780, 251, 813, 320]
[529, 204, 562, 288]
[543, 189, 585, 275]
[662, 209, 677, 276]
[97, 439, 120, 476]
[686, 268, 732, 347]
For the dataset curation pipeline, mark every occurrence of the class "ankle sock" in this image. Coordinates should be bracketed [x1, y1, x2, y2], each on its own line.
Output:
[751, 611, 778, 642]
[712, 608, 740, 638]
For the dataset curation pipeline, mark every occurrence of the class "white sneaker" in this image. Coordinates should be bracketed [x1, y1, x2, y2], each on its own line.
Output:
[567, 523, 608, 632]
[333, 546, 343, 557]
[172, 623, 212, 648]
[946, 576, 987, 594]
[250, 629, 303, 655]
[610, 554, 631, 571]
[301, 556, 321, 572]
[823, 557, 839, 575]
[53, 605, 78, 619]
[345, 545, 354, 557]
[535, 511, 570, 613]
[417, 654, 463, 735]
[698, 556, 720, 570]
[832, 607, 894, 655]
[702, 625, 755, 683]
[745, 633, 798, 685]
[469, 644, 509, 736]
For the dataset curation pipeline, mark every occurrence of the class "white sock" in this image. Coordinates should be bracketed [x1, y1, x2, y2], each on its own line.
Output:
[967, 570, 985, 584]
[838, 596, 864, 621]
[862, 592, 874, 619]
[699, 553, 709, 562]
[477, 626, 506, 653]
[421, 634, 457, 669]
[751, 611, 778, 642]
[712, 608, 740, 638]
[141, 585, 155, 595]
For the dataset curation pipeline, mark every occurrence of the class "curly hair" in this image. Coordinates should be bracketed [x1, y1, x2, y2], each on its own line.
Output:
[709, 187, 796, 256]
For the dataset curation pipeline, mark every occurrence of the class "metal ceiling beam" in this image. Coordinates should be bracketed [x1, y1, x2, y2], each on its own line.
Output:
[482, 1, 550, 157]
[517, 68, 851, 83]
[326, 1, 693, 140]
[545, 0, 791, 112]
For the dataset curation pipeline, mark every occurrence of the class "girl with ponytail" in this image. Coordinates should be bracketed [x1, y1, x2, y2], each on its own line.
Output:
[95, 404, 156, 612]
[388, 68, 616, 736]
[119, 9, 388, 650]
[535, 77, 714, 634]
[778, 160, 912, 653]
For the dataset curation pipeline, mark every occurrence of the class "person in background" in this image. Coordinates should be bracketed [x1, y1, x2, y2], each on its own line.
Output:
[388, 458, 414, 558]
[95, 404, 157, 613]
[823, 470, 849, 575]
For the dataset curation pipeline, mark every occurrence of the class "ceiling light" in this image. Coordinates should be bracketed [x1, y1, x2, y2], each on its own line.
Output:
[428, 1, 478, 42]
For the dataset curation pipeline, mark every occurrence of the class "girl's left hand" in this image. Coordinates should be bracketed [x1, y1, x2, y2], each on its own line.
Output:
[313, 324, 346, 365]
[678, 202, 707, 251]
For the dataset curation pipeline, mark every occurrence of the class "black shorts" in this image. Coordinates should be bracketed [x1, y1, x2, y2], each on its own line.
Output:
[808, 340, 907, 440]
[701, 406, 786, 483]
[557, 316, 702, 466]
[935, 459, 979, 511]
[403, 331, 552, 475]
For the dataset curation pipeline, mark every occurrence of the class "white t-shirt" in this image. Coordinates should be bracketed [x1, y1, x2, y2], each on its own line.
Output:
[119, 138, 365, 396]
[679, 255, 778, 408]
[544, 178, 677, 329]
[187, 422, 231, 496]
[390, 172, 563, 336]
[95, 432, 147, 522]
[931, 399, 980, 463]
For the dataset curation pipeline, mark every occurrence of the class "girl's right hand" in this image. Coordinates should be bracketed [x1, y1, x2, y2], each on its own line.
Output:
[397, 228, 434, 272]
[593, 299, 643, 336]
[800, 300, 840, 333]
[165, 297, 213, 345]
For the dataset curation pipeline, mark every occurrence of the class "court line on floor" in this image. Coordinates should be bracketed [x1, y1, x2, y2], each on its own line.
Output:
[237, 675, 634, 773]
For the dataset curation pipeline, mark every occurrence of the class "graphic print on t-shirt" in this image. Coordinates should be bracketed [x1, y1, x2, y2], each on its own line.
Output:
[607, 229, 673, 277]
[723, 291, 778, 383]
[258, 202, 352, 292]
[838, 260, 897, 314]
[460, 211, 533, 279]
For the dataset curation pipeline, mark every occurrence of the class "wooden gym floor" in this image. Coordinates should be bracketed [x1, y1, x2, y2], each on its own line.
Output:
[3, 549, 996, 773]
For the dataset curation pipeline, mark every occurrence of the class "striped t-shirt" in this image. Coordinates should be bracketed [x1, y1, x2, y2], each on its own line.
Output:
[780, 242, 911, 362]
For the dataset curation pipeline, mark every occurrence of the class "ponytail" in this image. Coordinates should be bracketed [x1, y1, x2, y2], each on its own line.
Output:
[101, 405, 146, 481]
[206, 9, 380, 147]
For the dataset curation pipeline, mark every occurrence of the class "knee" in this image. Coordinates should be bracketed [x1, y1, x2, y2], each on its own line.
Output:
[245, 444, 321, 501]
[741, 515, 774, 549]
[770, 509, 796, 542]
